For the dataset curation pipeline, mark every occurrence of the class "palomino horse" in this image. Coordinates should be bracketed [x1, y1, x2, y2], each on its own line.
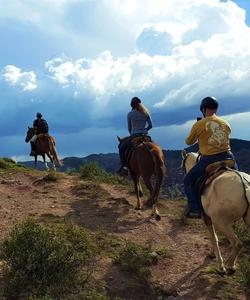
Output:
[118, 136, 166, 220]
[25, 127, 62, 170]
[182, 151, 250, 274]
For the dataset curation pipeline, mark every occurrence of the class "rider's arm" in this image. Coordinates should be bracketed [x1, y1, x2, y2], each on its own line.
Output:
[146, 114, 153, 131]
[127, 114, 132, 134]
[185, 123, 198, 145]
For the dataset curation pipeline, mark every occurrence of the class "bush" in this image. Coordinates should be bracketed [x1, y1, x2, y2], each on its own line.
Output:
[79, 162, 129, 185]
[0, 219, 97, 298]
[113, 241, 157, 281]
[43, 170, 58, 182]
[80, 162, 106, 180]
[0, 158, 16, 169]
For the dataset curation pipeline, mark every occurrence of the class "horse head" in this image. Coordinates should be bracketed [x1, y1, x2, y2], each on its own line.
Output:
[25, 127, 35, 143]
[181, 151, 199, 174]
[117, 136, 130, 147]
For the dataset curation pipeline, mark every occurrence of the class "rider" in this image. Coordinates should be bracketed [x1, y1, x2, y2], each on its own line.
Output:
[30, 112, 49, 156]
[183, 96, 238, 219]
[118, 97, 153, 176]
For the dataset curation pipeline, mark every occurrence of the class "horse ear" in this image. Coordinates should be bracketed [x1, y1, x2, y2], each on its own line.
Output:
[117, 136, 122, 142]
[181, 149, 187, 159]
[28, 126, 30, 129]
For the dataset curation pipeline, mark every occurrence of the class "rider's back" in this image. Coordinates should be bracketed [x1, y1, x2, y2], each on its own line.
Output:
[127, 110, 150, 135]
[186, 115, 231, 155]
[33, 118, 49, 134]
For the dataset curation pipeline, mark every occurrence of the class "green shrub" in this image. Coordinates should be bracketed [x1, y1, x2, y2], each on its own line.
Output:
[0, 157, 26, 171]
[0, 158, 16, 169]
[79, 162, 129, 185]
[43, 170, 58, 182]
[113, 241, 157, 281]
[80, 162, 106, 180]
[0, 219, 97, 298]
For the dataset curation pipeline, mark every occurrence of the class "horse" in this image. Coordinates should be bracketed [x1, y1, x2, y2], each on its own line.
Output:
[118, 136, 166, 221]
[25, 127, 62, 170]
[182, 150, 250, 274]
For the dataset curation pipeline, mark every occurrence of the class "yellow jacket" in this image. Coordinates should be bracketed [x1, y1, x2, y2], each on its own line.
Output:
[185, 115, 231, 155]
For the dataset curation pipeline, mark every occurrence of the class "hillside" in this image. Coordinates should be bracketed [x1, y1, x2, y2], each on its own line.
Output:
[20, 138, 250, 197]
[0, 159, 249, 299]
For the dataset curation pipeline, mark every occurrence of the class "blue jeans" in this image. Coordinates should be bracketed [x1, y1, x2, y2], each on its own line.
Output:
[184, 151, 238, 213]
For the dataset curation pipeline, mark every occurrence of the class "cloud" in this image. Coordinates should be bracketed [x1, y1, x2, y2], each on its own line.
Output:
[0, 0, 250, 157]
[2, 65, 37, 91]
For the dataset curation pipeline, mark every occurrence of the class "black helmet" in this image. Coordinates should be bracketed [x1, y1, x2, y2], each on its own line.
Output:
[130, 97, 141, 108]
[36, 112, 42, 118]
[200, 96, 218, 112]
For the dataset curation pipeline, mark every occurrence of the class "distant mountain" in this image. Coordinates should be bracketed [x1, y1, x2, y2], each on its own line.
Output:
[19, 138, 250, 196]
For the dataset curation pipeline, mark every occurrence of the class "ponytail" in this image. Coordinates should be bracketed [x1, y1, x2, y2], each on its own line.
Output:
[136, 103, 150, 116]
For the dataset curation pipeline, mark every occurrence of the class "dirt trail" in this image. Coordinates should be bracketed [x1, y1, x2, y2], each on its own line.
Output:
[0, 170, 247, 299]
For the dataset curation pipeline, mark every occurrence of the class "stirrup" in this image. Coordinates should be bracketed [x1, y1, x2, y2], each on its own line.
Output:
[117, 166, 129, 177]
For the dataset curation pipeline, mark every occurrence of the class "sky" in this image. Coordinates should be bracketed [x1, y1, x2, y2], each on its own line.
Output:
[0, 0, 250, 160]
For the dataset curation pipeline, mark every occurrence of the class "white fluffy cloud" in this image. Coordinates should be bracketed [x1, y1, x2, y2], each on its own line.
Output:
[2, 65, 37, 91]
[0, 0, 250, 156]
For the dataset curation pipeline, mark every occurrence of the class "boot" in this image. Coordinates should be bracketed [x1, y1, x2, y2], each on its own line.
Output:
[117, 166, 129, 177]
[30, 142, 36, 156]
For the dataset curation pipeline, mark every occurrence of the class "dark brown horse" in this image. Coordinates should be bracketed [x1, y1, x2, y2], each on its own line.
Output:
[118, 136, 166, 220]
[25, 127, 62, 170]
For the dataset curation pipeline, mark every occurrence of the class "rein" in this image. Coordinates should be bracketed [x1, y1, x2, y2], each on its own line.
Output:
[182, 152, 200, 175]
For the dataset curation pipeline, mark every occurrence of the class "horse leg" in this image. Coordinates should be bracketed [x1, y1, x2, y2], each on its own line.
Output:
[142, 176, 154, 207]
[42, 154, 49, 170]
[142, 176, 160, 220]
[34, 155, 38, 169]
[214, 221, 243, 274]
[203, 215, 226, 273]
[130, 171, 141, 210]
[243, 206, 250, 232]
[47, 152, 56, 171]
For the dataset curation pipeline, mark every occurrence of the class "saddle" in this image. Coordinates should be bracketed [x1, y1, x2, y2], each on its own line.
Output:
[125, 135, 152, 165]
[196, 159, 236, 199]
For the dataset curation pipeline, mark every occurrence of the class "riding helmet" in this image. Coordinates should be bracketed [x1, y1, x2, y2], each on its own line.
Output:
[130, 97, 141, 108]
[200, 96, 218, 112]
[36, 112, 42, 118]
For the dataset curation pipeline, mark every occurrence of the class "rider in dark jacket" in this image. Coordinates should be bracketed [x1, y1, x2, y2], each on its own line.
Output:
[30, 112, 49, 155]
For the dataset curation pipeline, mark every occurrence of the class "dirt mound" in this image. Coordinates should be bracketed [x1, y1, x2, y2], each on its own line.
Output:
[0, 170, 248, 300]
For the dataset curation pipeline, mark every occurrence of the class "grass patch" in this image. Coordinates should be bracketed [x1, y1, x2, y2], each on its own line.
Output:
[201, 265, 244, 300]
[113, 241, 168, 282]
[79, 162, 129, 185]
[42, 170, 59, 182]
[0, 157, 26, 172]
[0, 219, 109, 299]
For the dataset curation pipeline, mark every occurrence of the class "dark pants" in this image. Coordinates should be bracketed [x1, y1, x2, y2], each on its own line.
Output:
[119, 138, 132, 166]
[184, 151, 238, 213]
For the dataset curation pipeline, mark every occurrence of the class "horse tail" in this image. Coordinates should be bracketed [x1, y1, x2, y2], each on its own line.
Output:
[48, 136, 63, 167]
[146, 143, 166, 204]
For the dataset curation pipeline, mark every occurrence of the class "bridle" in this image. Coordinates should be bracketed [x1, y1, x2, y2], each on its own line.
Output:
[181, 152, 201, 175]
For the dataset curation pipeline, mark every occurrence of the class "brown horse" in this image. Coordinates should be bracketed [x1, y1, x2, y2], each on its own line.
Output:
[118, 136, 166, 220]
[25, 127, 62, 170]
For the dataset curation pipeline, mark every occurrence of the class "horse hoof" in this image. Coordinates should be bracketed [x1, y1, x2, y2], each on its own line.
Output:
[208, 253, 216, 259]
[217, 268, 226, 276]
[155, 214, 161, 221]
[227, 267, 236, 275]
